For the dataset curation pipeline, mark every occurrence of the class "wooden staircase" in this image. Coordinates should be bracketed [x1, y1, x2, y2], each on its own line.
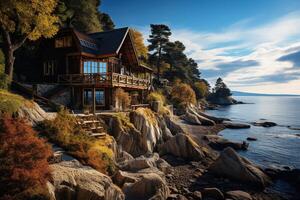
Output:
[75, 114, 106, 138]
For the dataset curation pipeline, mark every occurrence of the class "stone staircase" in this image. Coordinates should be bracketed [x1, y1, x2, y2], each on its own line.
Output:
[75, 114, 106, 138]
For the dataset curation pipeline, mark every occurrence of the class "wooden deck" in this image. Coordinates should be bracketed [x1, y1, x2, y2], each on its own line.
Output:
[57, 73, 150, 89]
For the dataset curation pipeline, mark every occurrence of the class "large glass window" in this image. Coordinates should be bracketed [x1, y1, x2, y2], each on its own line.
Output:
[95, 90, 105, 106]
[83, 61, 107, 74]
[83, 89, 93, 105]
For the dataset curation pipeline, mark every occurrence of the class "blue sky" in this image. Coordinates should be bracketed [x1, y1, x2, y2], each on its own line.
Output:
[102, 0, 300, 94]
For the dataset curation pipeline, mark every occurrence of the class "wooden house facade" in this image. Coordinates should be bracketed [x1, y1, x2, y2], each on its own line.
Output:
[17, 27, 152, 112]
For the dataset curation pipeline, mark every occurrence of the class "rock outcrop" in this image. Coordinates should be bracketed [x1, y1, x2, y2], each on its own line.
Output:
[252, 120, 277, 127]
[186, 106, 216, 126]
[203, 135, 249, 150]
[223, 121, 251, 129]
[48, 160, 124, 200]
[225, 190, 252, 200]
[209, 147, 271, 188]
[159, 133, 213, 161]
[17, 102, 56, 126]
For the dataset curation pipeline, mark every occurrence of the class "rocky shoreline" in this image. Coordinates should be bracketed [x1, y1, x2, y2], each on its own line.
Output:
[18, 102, 299, 200]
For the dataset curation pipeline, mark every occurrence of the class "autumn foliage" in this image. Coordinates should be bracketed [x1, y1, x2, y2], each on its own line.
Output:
[171, 82, 197, 107]
[0, 115, 52, 200]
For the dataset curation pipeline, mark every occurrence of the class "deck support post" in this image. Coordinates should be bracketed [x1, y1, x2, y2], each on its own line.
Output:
[92, 87, 96, 114]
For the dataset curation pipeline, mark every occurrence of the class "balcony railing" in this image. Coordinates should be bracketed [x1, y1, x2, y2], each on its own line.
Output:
[57, 73, 151, 89]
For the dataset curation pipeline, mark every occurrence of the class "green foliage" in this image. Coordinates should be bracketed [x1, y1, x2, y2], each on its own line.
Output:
[57, 0, 115, 33]
[98, 13, 115, 31]
[148, 24, 172, 79]
[0, 90, 29, 114]
[210, 77, 232, 98]
[41, 108, 115, 174]
[171, 83, 196, 107]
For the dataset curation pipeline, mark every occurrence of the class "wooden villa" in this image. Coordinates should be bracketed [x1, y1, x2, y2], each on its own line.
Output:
[16, 27, 153, 113]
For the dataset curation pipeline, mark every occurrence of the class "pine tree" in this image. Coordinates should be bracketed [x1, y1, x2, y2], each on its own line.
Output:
[148, 24, 171, 81]
[213, 77, 231, 97]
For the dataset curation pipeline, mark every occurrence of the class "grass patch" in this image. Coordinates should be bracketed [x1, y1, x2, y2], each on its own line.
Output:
[39, 108, 116, 174]
[0, 90, 32, 114]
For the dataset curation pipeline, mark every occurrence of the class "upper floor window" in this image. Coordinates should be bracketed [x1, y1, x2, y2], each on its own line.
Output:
[55, 36, 72, 48]
[83, 61, 107, 74]
[43, 60, 56, 76]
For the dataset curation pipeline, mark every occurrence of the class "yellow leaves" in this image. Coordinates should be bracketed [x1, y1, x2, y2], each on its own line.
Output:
[131, 29, 148, 59]
[0, 0, 59, 41]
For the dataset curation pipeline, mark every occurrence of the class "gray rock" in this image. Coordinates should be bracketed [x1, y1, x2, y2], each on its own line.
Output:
[192, 191, 202, 200]
[246, 137, 257, 141]
[123, 173, 170, 200]
[181, 112, 202, 125]
[223, 121, 251, 129]
[225, 190, 252, 200]
[252, 120, 277, 127]
[204, 135, 248, 151]
[159, 133, 213, 161]
[48, 160, 124, 200]
[209, 147, 271, 188]
[202, 188, 224, 200]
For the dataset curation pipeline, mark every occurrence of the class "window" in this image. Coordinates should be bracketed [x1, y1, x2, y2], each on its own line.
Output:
[83, 61, 107, 74]
[83, 89, 105, 106]
[55, 36, 72, 48]
[95, 90, 105, 106]
[43, 60, 56, 75]
[83, 89, 93, 105]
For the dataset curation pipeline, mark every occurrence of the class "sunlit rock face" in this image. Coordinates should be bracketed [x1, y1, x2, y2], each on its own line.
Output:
[48, 160, 125, 200]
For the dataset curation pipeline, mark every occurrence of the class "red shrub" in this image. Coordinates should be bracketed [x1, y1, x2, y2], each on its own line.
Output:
[0, 115, 52, 199]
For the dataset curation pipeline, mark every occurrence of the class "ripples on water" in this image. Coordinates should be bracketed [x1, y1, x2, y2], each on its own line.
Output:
[206, 96, 300, 169]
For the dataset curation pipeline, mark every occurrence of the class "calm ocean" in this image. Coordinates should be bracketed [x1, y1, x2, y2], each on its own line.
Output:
[206, 96, 300, 169]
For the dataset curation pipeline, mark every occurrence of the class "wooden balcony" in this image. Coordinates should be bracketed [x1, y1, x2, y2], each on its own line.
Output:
[57, 73, 151, 89]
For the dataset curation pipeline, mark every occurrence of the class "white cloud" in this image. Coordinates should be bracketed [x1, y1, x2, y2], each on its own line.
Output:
[137, 11, 300, 94]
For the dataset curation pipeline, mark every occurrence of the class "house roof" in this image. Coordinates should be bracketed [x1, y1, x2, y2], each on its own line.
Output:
[69, 27, 153, 71]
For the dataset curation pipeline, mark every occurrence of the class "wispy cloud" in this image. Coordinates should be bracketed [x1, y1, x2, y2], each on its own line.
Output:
[138, 11, 300, 94]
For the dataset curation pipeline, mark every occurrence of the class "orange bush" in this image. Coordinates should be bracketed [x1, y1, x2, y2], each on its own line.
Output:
[115, 88, 131, 110]
[171, 83, 196, 107]
[0, 114, 52, 200]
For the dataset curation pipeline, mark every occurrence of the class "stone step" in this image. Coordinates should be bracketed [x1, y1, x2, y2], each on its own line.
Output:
[89, 132, 106, 137]
[78, 120, 101, 125]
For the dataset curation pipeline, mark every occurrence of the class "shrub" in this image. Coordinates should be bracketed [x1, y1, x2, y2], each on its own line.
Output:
[171, 83, 196, 107]
[0, 90, 30, 114]
[194, 81, 209, 99]
[41, 108, 115, 174]
[0, 114, 52, 200]
[0, 73, 10, 90]
[147, 91, 166, 105]
[115, 88, 131, 110]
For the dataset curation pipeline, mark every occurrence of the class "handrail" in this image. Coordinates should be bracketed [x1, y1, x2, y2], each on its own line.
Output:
[58, 73, 150, 88]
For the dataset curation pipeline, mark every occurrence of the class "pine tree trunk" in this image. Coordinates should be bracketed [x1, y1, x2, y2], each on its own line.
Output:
[156, 46, 162, 82]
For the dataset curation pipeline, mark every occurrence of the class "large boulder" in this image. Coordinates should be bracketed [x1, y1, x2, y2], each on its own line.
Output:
[201, 187, 224, 200]
[225, 190, 252, 200]
[187, 107, 216, 126]
[159, 133, 213, 161]
[48, 160, 124, 200]
[118, 153, 170, 173]
[203, 135, 249, 151]
[181, 112, 202, 125]
[17, 102, 56, 126]
[124, 173, 169, 200]
[209, 147, 271, 188]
